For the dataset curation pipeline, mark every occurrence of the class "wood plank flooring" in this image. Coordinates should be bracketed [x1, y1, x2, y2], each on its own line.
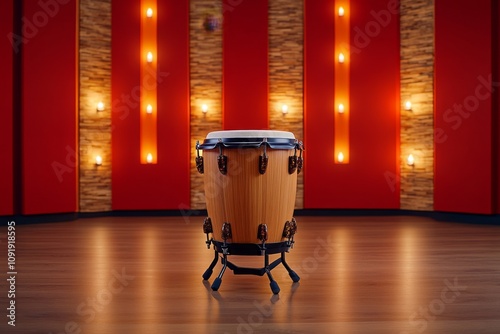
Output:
[1, 215, 500, 333]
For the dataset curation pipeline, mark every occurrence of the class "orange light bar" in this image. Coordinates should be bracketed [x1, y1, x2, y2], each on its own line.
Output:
[140, 1, 158, 164]
[334, 0, 350, 164]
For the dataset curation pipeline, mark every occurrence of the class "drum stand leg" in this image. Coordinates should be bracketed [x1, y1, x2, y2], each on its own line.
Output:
[204, 251, 301, 294]
[281, 251, 300, 283]
[264, 253, 281, 295]
[210, 246, 229, 291]
[202, 250, 219, 281]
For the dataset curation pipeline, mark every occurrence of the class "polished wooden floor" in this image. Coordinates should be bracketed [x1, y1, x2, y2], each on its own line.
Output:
[2, 215, 500, 334]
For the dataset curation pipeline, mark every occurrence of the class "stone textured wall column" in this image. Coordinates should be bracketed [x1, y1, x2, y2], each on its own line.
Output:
[400, 0, 434, 210]
[79, 0, 112, 212]
[269, 0, 304, 208]
[190, 0, 223, 209]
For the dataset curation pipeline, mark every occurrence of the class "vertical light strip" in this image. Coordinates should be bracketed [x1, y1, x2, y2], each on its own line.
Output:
[140, 1, 158, 164]
[334, 0, 350, 164]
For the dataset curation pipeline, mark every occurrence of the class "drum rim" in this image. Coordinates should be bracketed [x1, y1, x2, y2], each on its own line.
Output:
[197, 136, 298, 150]
[206, 130, 295, 139]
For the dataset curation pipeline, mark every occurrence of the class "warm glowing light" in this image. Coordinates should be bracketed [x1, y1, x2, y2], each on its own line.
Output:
[95, 156, 102, 166]
[147, 52, 153, 63]
[407, 154, 415, 166]
[146, 153, 153, 164]
[96, 102, 105, 112]
[405, 100, 412, 111]
[338, 53, 345, 63]
[146, 8, 153, 18]
[338, 103, 345, 114]
[146, 104, 153, 114]
[338, 152, 344, 163]
[281, 104, 289, 114]
[201, 104, 208, 113]
[338, 6, 345, 17]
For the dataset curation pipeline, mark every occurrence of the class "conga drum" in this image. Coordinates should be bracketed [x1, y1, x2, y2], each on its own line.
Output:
[196, 130, 303, 294]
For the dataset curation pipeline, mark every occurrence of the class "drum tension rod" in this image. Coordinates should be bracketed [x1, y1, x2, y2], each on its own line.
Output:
[217, 141, 228, 175]
[288, 143, 298, 174]
[282, 218, 298, 248]
[297, 142, 304, 174]
[257, 224, 268, 255]
[259, 138, 269, 175]
[221, 222, 232, 255]
[203, 217, 213, 249]
[195, 141, 204, 174]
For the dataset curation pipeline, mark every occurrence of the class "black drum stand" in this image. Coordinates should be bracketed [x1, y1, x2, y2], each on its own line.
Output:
[201, 217, 300, 295]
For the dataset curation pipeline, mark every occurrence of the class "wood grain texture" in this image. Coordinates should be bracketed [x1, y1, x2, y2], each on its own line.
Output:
[203, 148, 297, 243]
[2, 216, 500, 333]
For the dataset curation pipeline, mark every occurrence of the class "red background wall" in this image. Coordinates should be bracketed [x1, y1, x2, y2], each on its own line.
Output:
[0, 0, 497, 216]
[21, 0, 78, 215]
[223, 0, 269, 130]
[434, 0, 495, 214]
[111, 0, 190, 210]
[496, 2, 500, 214]
[0, 1, 14, 216]
[304, 0, 400, 209]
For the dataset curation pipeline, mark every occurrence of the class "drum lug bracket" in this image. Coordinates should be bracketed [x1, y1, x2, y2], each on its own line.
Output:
[259, 139, 268, 175]
[289, 141, 304, 175]
[196, 141, 204, 174]
[221, 222, 232, 246]
[221, 222, 231, 255]
[257, 224, 268, 255]
[297, 141, 304, 174]
[282, 218, 298, 248]
[203, 217, 213, 249]
[217, 144, 228, 175]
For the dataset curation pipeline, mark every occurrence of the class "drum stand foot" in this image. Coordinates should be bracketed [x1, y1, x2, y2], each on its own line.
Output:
[281, 252, 301, 283]
[202, 250, 219, 281]
[211, 252, 228, 291]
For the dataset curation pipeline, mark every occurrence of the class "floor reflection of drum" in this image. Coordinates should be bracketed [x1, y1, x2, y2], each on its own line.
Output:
[196, 130, 303, 294]
[197, 130, 302, 244]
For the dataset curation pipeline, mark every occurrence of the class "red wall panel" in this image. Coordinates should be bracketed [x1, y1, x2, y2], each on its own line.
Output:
[434, 0, 493, 214]
[223, 0, 268, 130]
[304, 0, 400, 209]
[22, 0, 78, 214]
[496, 3, 500, 214]
[0, 0, 14, 215]
[112, 0, 190, 210]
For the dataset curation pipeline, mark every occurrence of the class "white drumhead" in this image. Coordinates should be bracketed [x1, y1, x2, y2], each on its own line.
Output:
[206, 130, 295, 139]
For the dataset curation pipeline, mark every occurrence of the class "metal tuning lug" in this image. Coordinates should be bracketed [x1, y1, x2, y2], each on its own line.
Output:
[221, 222, 232, 241]
[257, 224, 268, 255]
[217, 143, 227, 175]
[297, 142, 304, 174]
[203, 217, 213, 249]
[259, 138, 268, 175]
[288, 146, 297, 174]
[221, 222, 232, 255]
[289, 217, 297, 248]
[282, 220, 292, 240]
[196, 141, 204, 174]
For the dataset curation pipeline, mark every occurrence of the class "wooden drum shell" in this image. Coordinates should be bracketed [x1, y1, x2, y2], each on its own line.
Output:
[203, 147, 297, 244]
